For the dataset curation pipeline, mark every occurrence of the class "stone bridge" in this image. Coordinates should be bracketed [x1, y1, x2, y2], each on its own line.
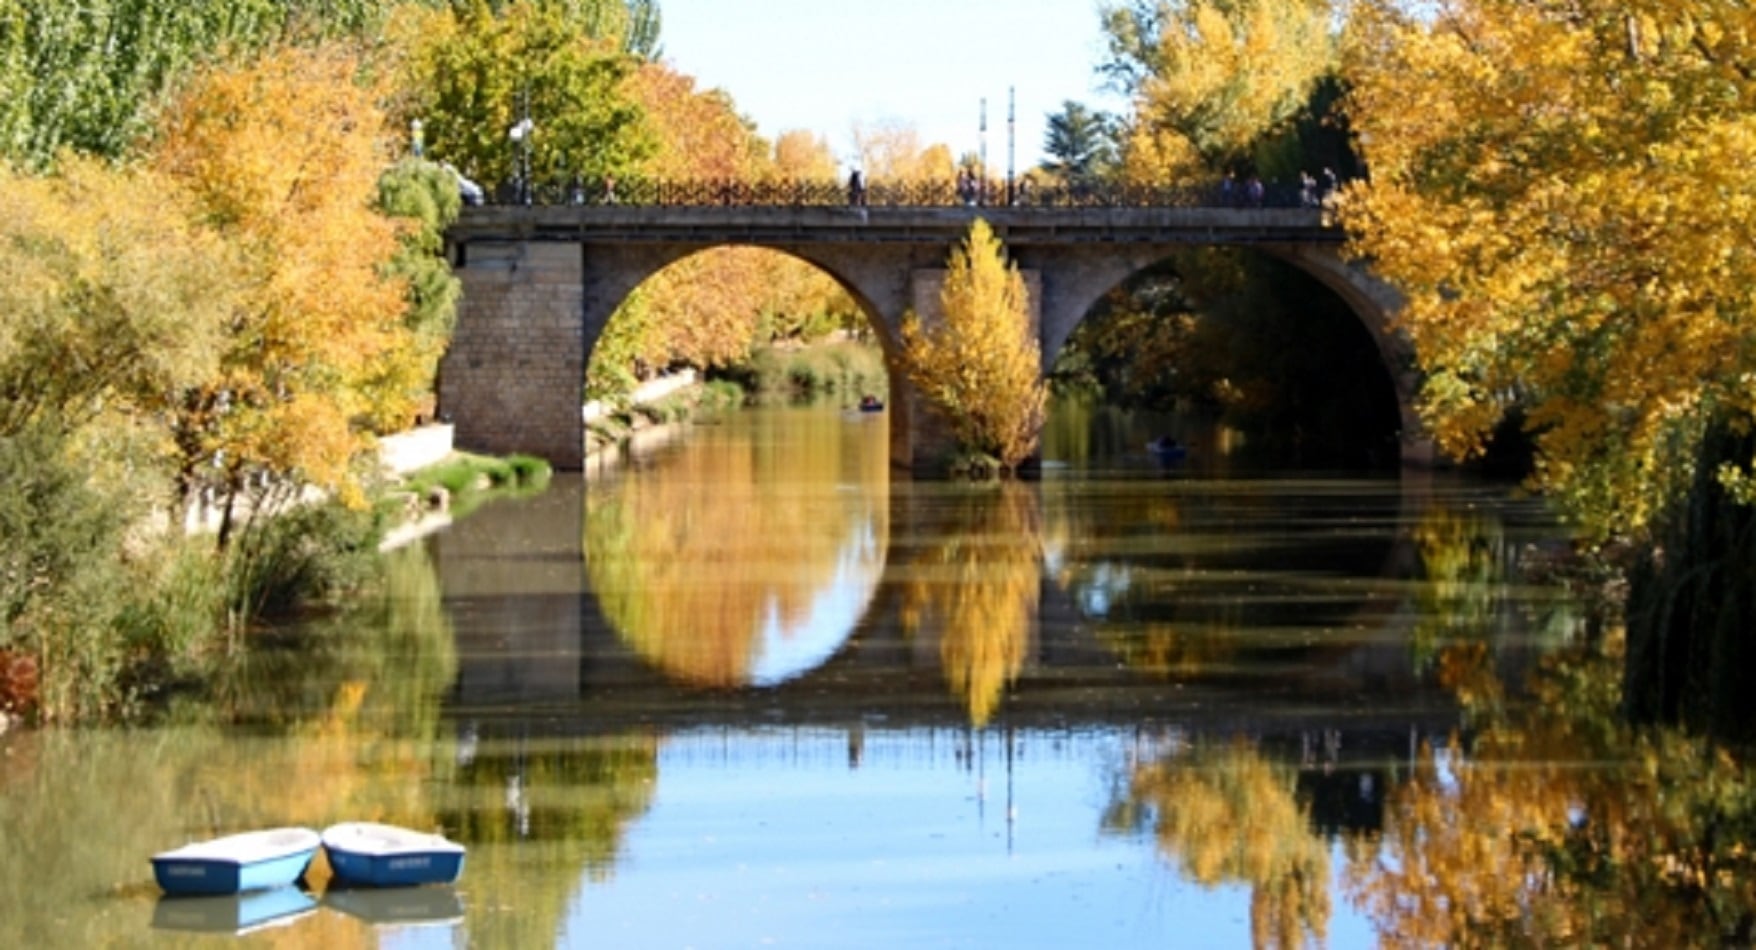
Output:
[439, 204, 1418, 470]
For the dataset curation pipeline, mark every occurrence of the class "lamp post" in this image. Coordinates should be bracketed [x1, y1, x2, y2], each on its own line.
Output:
[509, 87, 534, 205]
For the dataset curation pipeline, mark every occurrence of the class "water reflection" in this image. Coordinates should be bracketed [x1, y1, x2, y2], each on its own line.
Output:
[1345, 643, 1756, 946]
[893, 481, 1042, 726]
[10, 403, 1701, 947]
[1114, 738, 1332, 948]
[584, 407, 889, 687]
[153, 889, 318, 936]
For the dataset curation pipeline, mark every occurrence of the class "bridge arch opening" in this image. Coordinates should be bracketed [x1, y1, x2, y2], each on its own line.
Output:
[1041, 246, 1405, 470]
[582, 243, 899, 400]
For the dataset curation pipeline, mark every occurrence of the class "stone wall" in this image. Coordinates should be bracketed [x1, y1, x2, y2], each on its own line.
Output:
[439, 242, 587, 468]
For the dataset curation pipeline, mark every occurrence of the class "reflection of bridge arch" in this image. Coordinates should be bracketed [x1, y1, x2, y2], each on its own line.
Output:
[440, 204, 1418, 470]
[436, 466, 1520, 731]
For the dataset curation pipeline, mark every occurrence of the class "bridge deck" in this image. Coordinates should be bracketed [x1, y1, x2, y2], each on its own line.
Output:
[452, 204, 1343, 246]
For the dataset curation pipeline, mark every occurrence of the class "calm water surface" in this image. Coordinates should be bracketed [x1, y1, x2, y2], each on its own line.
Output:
[2, 404, 1602, 947]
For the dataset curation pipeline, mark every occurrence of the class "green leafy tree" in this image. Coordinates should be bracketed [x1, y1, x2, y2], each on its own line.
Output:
[901, 219, 1048, 472]
[394, 0, 656, 194]
[0, 0, 402, 168]
[1041, 100, 1117, 184]
[371, 157, 465, 430]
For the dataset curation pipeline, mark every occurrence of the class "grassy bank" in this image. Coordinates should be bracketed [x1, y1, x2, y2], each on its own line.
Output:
[0, 439, 552, 729]
[717, 339, 888, 404]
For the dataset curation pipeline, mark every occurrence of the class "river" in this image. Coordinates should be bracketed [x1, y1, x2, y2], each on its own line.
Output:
[1, 401, 1641, 947]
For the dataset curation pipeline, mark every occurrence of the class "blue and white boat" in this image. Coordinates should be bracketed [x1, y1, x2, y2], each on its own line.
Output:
[322, 822, 466, 888]
[150, 827, 321, 896]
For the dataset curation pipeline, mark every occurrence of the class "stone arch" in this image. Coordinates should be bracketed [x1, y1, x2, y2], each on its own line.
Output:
[577, 241, 901, 362]
[1021, 241, 1431, 465]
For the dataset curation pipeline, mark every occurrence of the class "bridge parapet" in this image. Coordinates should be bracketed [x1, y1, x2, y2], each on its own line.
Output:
[450, 204, 1343, 248]
[486, 175, 1327, 211]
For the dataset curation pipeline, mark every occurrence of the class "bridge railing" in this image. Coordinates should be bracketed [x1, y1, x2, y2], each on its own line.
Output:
[489, 176, 1327, 210]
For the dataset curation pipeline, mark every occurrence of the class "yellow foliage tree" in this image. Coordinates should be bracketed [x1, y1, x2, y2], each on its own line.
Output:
[853, 118, 957, 189]
[772, 129, 838, 180]
[151, 45, 412, 541]
[591, 63, 861, 394]
[1103, 0, 1335, 173]
[0, 158, 233, 439]
[1340, 0, 1756, 540]
[901, 219, 1048, 472]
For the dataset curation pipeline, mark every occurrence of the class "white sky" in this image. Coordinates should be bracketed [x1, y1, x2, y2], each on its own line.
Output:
[656, 0, 1129, 173]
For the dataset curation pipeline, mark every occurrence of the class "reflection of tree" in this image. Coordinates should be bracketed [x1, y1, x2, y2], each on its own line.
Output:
[213, 543, 458, 736]
[1347, 644, 1756, 945]
[586, 409, 887, 686]
[1123, 740, 1331, 948]
[899, 482, 1042, 727]
[436, 729, 660, 948]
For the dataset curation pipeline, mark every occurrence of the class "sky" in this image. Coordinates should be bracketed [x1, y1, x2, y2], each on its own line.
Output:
[655, 0, 1129, 173]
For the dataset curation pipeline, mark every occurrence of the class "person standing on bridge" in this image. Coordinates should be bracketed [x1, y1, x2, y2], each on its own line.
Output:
[848, 168, 866, 207]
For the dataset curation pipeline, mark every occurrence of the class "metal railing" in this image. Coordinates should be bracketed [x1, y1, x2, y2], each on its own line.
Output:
[484, 176, 1329, 210]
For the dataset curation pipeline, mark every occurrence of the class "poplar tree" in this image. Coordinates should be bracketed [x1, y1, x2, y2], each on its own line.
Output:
[901, 219, 1047, 473]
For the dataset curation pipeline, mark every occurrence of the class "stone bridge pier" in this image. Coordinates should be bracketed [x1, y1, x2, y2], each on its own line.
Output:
[438, 206, 1423, 471]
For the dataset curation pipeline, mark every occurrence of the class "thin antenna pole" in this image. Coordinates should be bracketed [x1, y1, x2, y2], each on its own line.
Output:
[1006, 86, 1016, 205]
[979, 97, 988, 207]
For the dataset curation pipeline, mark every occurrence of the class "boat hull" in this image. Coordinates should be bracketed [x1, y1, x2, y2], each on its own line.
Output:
[322, 822, 466, 888]
[151, 828, 321, 896]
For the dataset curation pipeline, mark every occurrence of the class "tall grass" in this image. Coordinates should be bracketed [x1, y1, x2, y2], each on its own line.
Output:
[719, 340, 888, 402]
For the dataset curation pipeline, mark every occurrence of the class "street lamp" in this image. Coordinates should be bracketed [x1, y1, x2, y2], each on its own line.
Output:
[509, 86, 535, 205]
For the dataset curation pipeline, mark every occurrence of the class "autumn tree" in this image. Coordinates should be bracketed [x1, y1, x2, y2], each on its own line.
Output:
[772, 129, 838, 180]
[1101, 0, 1335, 175]
[901, 219, 1048, 473]
[0, 158, 232, 439]
[152, 45, 412, 544]
[626, 61, 765, 180]
[1340, 0, 1756, 731]
[853, 118, 956, 188]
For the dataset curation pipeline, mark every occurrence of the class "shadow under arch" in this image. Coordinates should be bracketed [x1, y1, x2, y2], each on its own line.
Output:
[1021, 240, 1424, 466]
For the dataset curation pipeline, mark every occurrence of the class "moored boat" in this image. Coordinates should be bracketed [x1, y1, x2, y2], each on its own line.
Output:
[1146, 436, 1188, 462]
[150, 827, 321, 896]
[322, 822, 466, 888]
